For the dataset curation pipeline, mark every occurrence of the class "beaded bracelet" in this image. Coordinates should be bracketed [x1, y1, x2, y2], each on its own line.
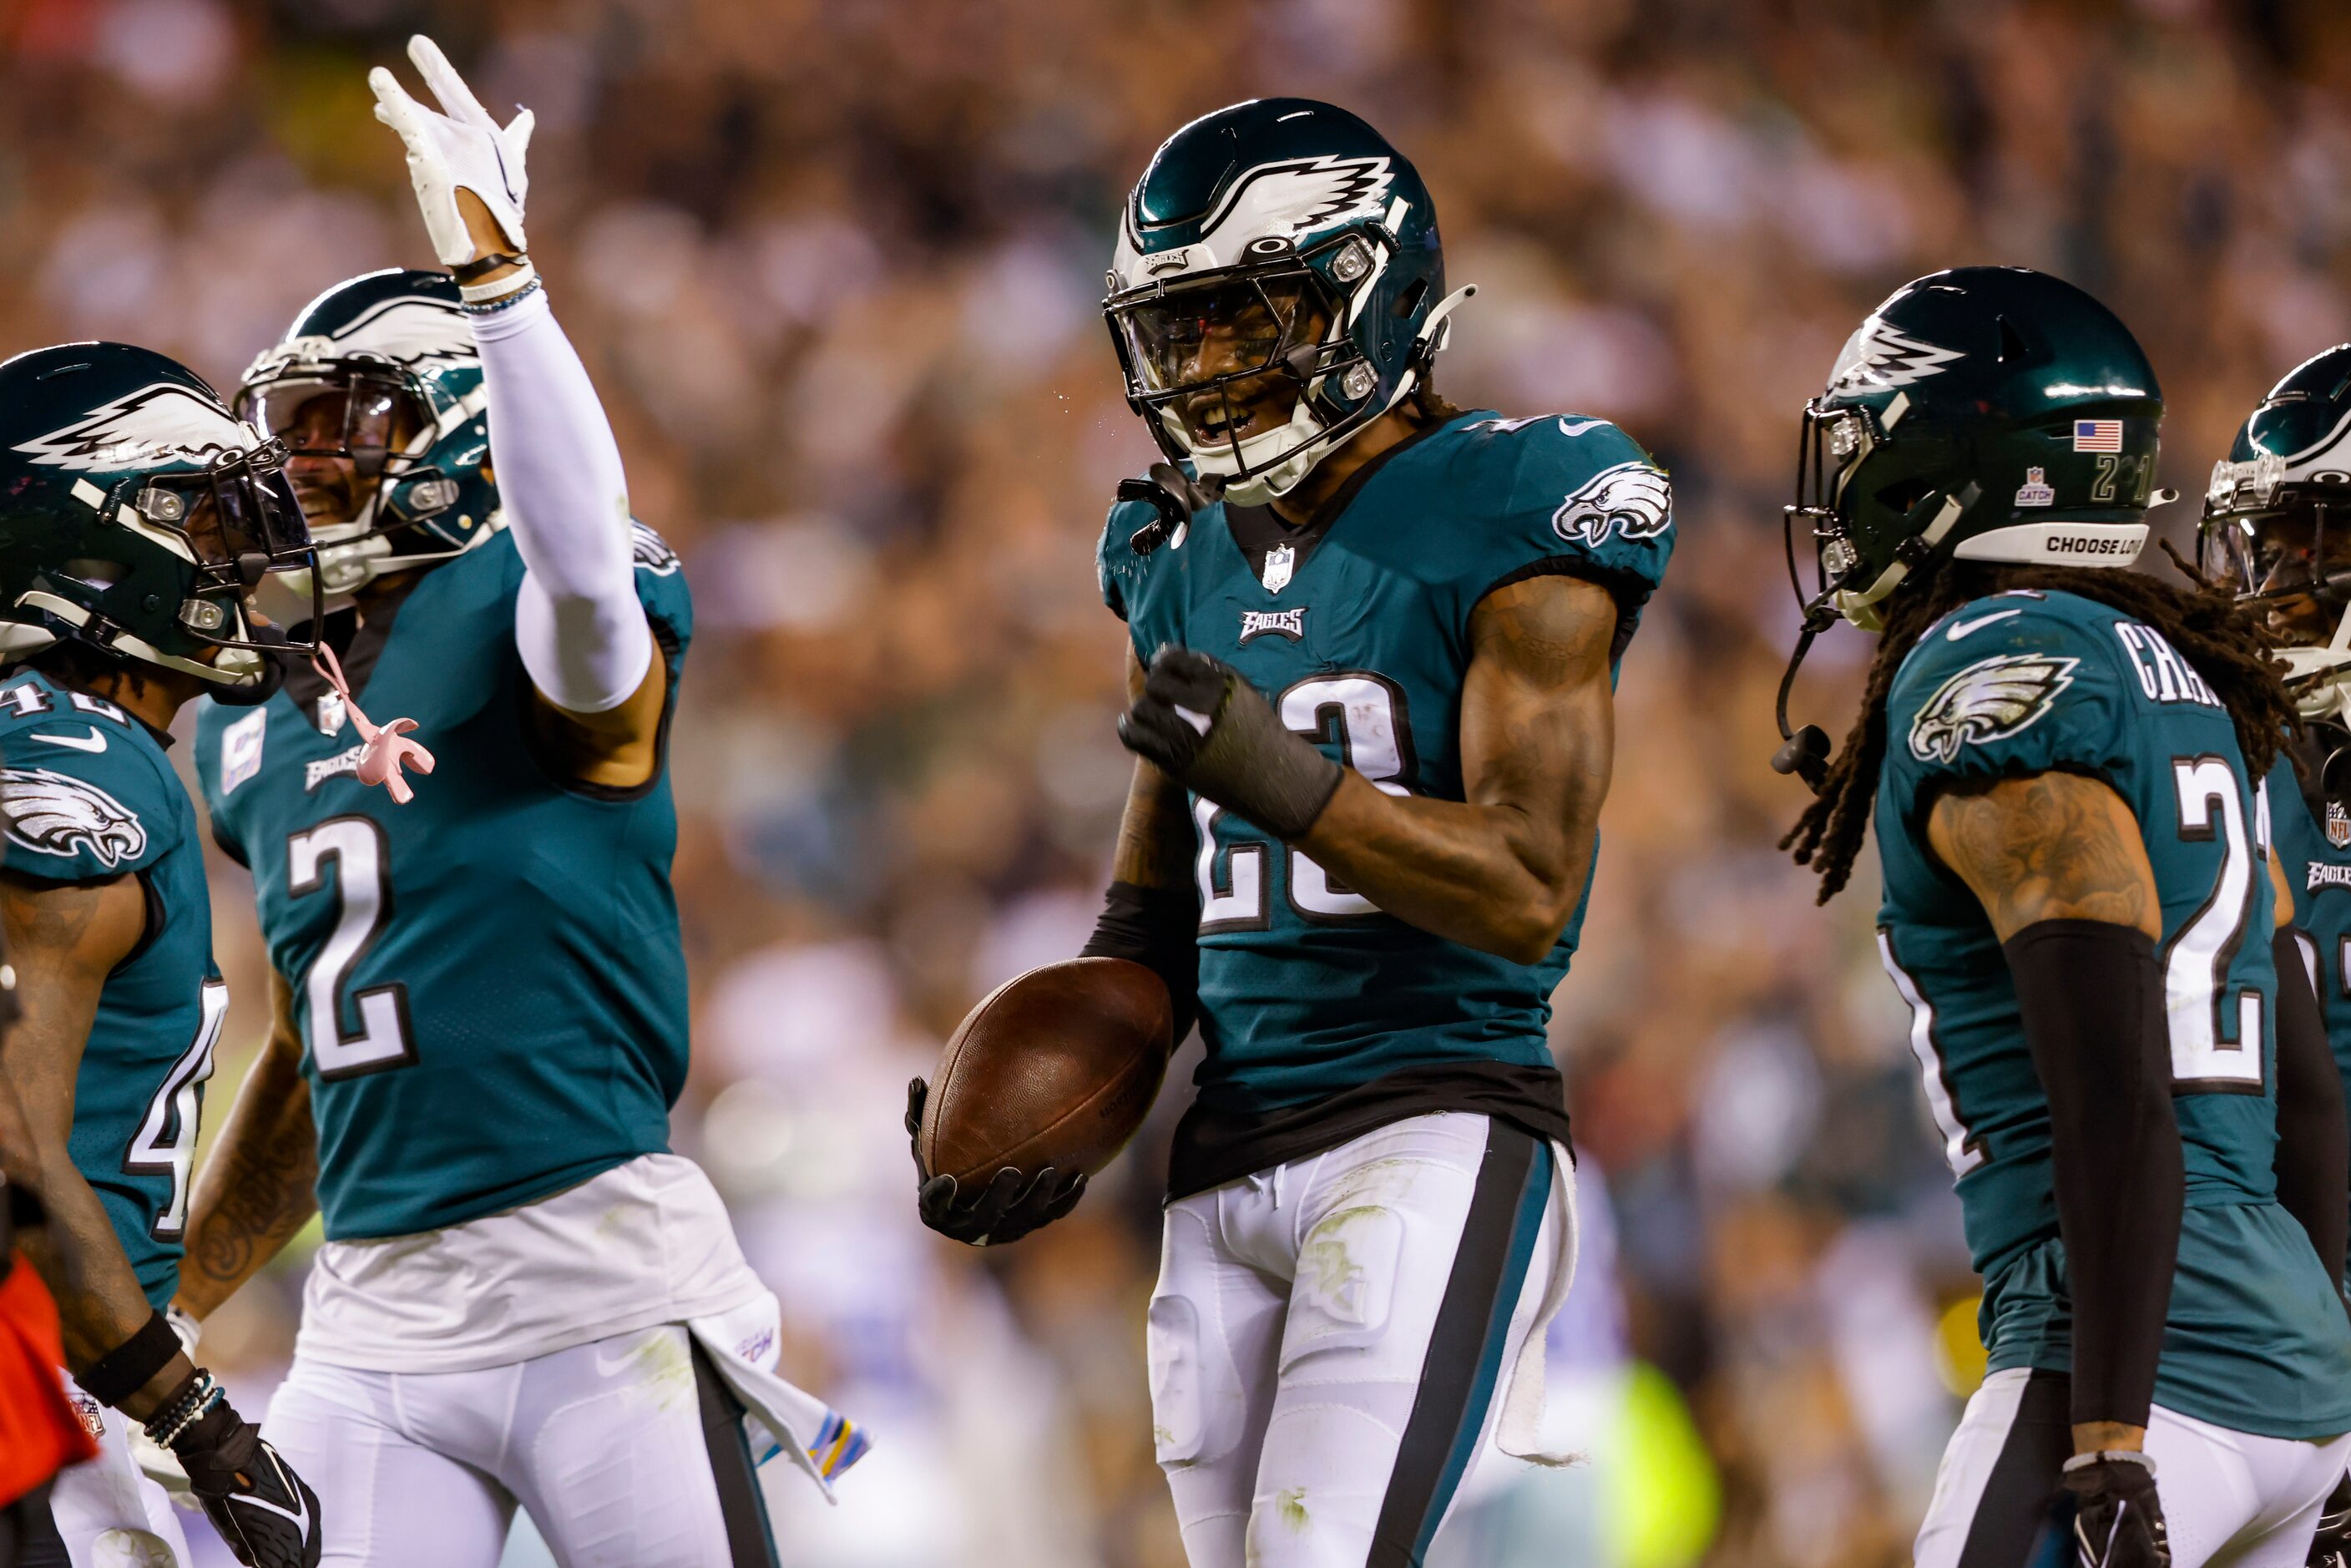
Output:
[143, 1368, 224, 1449]
[460, 273, 544, 316]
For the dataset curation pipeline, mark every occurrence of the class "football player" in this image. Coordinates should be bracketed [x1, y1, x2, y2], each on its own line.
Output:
[169, 37, 859, 1567]
[1777, 267, 2351, 1568]
[911, 99, 1674, 1566]
[2198, 346, 2351, 1568]
[0, 344, 324, 1565]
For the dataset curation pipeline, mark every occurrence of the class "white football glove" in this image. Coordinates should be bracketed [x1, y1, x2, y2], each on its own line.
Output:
[368, 34, 533, 268]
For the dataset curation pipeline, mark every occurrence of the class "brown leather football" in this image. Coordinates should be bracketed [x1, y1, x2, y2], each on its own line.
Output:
[919, 957, 1175, 1186]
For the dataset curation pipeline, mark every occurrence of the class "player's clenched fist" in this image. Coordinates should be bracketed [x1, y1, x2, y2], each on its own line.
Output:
[1118, 644, 1342, 840]
[149, 1375, 323, 1567]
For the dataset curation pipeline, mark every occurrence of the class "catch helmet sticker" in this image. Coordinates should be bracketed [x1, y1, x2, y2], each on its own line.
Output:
[0, 767, 149, 868]
[1552, 463, 1673, 548]
[1907, 654, 2081, 765]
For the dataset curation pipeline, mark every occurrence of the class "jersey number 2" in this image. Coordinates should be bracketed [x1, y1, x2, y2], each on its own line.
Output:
[288, 817, 417, 1080]
[2166, 756, 2265, 1091]
[1196, 674, 1413, 930]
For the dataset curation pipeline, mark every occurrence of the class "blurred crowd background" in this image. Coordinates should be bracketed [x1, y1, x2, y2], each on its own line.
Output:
[6, 0, 2349, 1561]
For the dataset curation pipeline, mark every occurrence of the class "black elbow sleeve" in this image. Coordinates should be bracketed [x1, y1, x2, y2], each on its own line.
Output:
[1079, 881, 1199, 1044]
[2272, 928, 2349, 1298]
[2004, 918, 2182, 1431]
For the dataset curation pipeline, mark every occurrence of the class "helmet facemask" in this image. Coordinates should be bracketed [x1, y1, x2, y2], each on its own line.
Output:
[236, 357, 465, 598]
[1107, 233, 1423, 507]
[2202, 469, 2351, 721]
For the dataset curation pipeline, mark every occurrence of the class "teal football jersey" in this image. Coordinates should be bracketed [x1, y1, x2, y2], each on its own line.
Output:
[2269, 751, 2351, 1206]
[1876, 587, 2351, 1439]
[0, 670, 224, 1308]
[196, 525, 692, 1241]
[1100, 411, 1673, 1191]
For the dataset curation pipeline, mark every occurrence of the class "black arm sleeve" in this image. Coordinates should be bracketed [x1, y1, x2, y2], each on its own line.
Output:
[2273, 928, 2349, 1306]
[1079, 880, 1199, 1044]
[2004, 918, 2183, 1430]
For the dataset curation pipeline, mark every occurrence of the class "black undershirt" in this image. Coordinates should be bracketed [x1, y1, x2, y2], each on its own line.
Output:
[1165, 1060, 1575, 1201]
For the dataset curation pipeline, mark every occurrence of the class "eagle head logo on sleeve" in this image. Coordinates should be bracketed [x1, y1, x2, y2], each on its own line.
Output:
[1906, 655, 2080, 765]
[0, 768, 149, 868]
[1552, 463, 1673, 548]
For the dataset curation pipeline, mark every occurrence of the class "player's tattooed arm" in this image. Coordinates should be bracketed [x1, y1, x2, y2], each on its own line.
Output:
[175, 968, 318, 1320]
[1, 868, 199, 1419]
[1926, 772, 2161, 942]
[1112, 645, 1197, 893]
[1295, 574, 1619, 964]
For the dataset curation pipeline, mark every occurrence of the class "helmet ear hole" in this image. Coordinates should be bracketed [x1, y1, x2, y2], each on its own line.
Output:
[1997, 315, 2030, 366]
[1875, 477, 1934, 516]
[1393, 278, 1428, 319]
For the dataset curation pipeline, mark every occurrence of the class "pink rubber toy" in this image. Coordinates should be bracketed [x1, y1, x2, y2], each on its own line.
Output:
[311, 643, 435, 804]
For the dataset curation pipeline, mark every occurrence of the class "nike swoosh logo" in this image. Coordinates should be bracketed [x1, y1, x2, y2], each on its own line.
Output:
[1557, 417, 1606, 437]
[1946, 609, 2023, 641]
[31, 727, 106, 753]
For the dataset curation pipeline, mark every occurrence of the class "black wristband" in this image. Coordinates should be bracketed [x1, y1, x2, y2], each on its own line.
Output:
[2003, 918, 2182, 1430]
[76, 1308, 182, 1409]
[450, 250, 527, 283]
[1080, 880, 1199, 1042]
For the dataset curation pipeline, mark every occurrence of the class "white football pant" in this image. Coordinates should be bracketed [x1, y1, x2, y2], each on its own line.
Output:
[1148, 1110, 1572, 1568]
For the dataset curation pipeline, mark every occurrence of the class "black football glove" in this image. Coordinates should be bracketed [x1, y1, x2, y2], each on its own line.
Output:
[1118, 645, 1342, 841]
[905, 1078, 1084, 1246]
[2061, 1451, 2169, 1568]
[2308, 1468, 2351, 1568]
[168, 1393, 322, 1567]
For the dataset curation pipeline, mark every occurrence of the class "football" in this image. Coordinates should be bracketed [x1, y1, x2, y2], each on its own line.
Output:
[918, 957, 1176, 1186]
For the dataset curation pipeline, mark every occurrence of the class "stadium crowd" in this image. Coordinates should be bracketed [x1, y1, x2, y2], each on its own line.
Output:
[3, 0, 2348, 1561]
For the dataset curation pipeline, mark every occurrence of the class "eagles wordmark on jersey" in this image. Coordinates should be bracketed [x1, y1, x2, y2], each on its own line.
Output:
[1877, 588, 2351, 1439]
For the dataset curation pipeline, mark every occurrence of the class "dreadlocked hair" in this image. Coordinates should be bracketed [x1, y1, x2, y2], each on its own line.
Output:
[1780, 557, 2296, 905]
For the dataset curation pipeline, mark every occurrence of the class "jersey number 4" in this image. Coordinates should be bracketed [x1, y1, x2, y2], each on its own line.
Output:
[287, 817, 417, 1080]
[1196, 674, 1415, 930]
[126, 979, 227, 1238]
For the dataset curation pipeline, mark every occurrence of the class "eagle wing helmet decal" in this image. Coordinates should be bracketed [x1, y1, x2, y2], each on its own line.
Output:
[0, 767, 149, 868]
[1553, 462, 1673, 548]
[245, 295, 478, 384]
[1907, 654, 2080, 764]
[13, 382, 254, 474]
[1828, 315, 1966, 394]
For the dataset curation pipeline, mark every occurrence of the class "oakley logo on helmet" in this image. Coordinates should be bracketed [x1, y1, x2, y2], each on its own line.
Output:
[1552, 463, 1672, 548]
[0, 767, 148, 868]
[13, 383, 252, 473]
[1906, 654, 2078, 764]
[1828, 316, 1965, 393]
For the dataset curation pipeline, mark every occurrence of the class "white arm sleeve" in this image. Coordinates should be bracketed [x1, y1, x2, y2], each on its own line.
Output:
[470, 286, 655, 714]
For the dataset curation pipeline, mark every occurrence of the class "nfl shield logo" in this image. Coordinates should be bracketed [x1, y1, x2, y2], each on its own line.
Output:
[2328, 801, 2350, 849]
[1261, 543, 1295, 594]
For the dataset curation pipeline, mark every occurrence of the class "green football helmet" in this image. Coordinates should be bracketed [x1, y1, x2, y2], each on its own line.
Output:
[1789, 266, 2165, 634]
[2199, 342, 2351, 722]
[0, 342, 317, 695]
[1773, 266, 2166, 785]
[1104, 98, 1473, 506]
[236, 268, 498, 597]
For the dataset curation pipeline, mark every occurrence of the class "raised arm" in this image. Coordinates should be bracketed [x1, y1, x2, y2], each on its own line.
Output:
[1120, 572, 1619, 964]
[175, 969, 318, 1321]
[3, 868, 195, 1411]
[372, 37, 665, 790]
[1928, 772, 2177, 1462]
